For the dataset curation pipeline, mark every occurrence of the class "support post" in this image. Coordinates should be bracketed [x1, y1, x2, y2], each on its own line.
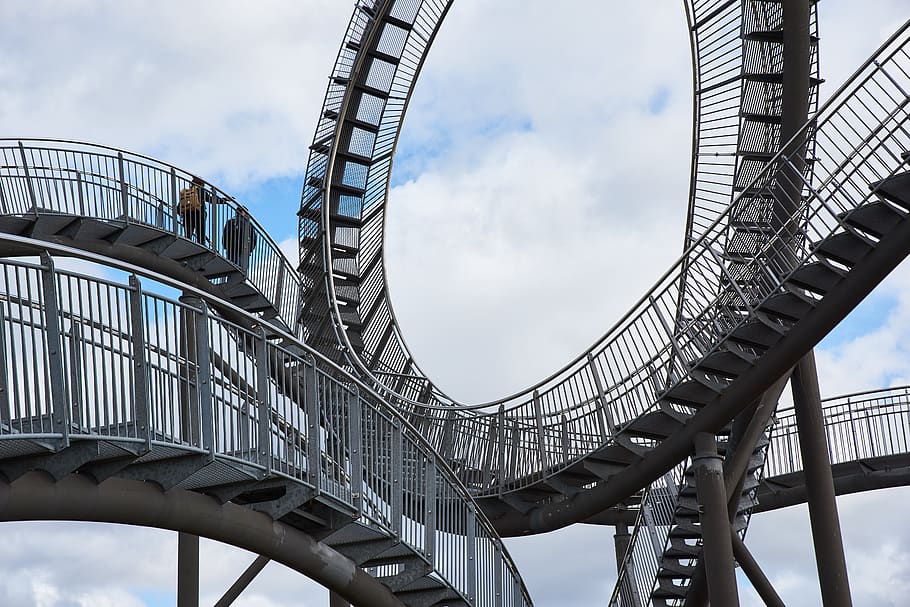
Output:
[304, 358, 321, 490]
[349, 387, 363, 512]
[466, 506, 477, 603]
[613, 523, 642, 607]
[39, 252, 69, 446]
[693, 432, 739, 607]
[792, 353, 853, 606]
[178, 294, 202, 447]
[177, 532, 199, 607]
[255, 328, 271, 474]
[128, 275, 151, 449]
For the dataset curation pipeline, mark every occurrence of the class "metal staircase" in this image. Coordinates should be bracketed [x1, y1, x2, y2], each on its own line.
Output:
[0, 242, 532, 606]
[0, 139, 299, 334]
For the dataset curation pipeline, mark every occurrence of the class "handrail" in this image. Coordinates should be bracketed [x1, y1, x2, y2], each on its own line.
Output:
[0, 138, 301, 334]
[0, 235, 533, 607]
[320, 19, 910, 497]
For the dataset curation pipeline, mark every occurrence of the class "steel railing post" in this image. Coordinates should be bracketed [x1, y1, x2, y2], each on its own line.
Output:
[0, 307, 9, 430]
[170, 167, 179, 235]
[18, 141, 38, 216]
[391, 421, 403, 535]
[466, 506, 477, 604]
[117, 151, 130, 221]
[128, 275, 152, 450]
[76, 171, 85, 217]
[587, 353, 615, 439]
[303, 358, 321, 491]
[349, 386, 363, 511]
[494, 548, 504, 607]
[532, 390, 548, 473]
[39, 252, 69, 446]
[67, 322, 84, 434]
[424, 456, 436, 563]
[255, 328, 272, 474]
[496, 404, 505, 495]
[194, 300, 214, 457]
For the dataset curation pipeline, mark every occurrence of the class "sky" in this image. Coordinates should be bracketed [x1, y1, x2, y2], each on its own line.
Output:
[1, 1, 909, 606]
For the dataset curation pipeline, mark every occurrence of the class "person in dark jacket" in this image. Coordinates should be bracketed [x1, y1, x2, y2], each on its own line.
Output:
[223, 205, 257, 268]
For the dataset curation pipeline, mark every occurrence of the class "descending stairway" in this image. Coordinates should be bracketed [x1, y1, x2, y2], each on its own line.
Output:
[0, 140, 299, 334]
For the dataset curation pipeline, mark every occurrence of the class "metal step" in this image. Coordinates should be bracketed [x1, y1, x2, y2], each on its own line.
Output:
[785, 261, 845, 295]
[813, 231, 875, 267]
[839, 199, 906, 238]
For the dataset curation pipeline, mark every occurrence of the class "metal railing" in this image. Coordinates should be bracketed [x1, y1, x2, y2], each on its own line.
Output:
[0, 241, 532, 607]
[348, 20, 910, 498]
[0, 139, 300, 333]
[766, 385, 910, 478]
[607, 383, 910, 606]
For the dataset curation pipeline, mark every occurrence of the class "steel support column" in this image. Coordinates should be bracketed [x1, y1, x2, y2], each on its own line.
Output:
[177, 532, 200, 607]
[792, 354, 853, 606]
[693, 432, 739, 607]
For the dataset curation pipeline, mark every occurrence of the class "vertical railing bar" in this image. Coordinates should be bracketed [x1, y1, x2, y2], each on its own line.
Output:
[194, 299, 214, 457]
[117, 152, 129, 221]
[532, 390, 548, 473]
[466, 506, 477, 604]
[170, 167, 179, 235]
[350, 386, 363, 513]
[39, 252, 69, 447]
[391, 420, 403, 535]
[67, 322, 84, 435]
[17, 142, 38, 215]
[587, 353, 616, 436]
[0, 306, 9, 429]
[424, 456, 436, 563]
[128, 275, 151, 451]
[305, 358, 321, 490]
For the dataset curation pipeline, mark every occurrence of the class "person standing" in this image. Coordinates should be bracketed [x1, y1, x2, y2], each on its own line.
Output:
[223, 205, 257, 269]
[178, 177, 208, 244]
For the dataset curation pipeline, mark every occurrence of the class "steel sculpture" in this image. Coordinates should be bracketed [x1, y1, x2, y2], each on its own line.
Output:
[0, 1, 909, 606]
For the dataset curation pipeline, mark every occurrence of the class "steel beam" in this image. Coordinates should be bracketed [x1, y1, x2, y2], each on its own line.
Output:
[177, 532, 200, 607]
[693, 432, 739, 607]
[0, 472, 405, 607]
[731, 534, 785, 607]
[214, 555, 270, 607]
[792, 354, 853, 606]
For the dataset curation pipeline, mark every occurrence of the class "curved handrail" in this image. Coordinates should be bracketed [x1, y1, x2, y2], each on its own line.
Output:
[0, 138, 300, 334]
[313, 15, 910, 498]
[0, 236, 532, 607]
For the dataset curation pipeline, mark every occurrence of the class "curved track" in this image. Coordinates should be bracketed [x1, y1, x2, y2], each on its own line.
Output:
[303, 0, 910, 528]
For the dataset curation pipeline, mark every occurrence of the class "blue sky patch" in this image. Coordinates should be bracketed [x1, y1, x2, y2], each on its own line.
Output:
[818, 289, 897, 350]
[647, 87, 671, 115]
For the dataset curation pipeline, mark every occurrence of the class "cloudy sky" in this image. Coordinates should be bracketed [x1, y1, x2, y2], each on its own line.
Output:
[1, 1, 909, 605]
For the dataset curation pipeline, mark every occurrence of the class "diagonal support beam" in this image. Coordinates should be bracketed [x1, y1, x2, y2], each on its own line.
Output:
[214, 554, 270, 607]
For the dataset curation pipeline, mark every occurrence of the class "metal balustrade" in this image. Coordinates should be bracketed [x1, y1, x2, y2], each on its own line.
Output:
[0, 241, 532, 607]
[0, 139, 299, 334]
[306, 0, 910, 511]
[608, 383, 910, 606]
[349, 21, 910, 498]
[766, 385, 910, 478]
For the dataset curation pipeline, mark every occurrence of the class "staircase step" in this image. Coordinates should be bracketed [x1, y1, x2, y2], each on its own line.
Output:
[623, 409, 687, 440]
[758, 290, 816, 322]
[785, 261, 845, 295]
[661, 373, 725, 409]
[840, 200, 906, 238]
[871, 170, 910, 210]
[727, 315, 786, 348]
[813, 231, 875, 267]
[694, 347, 756, 377]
